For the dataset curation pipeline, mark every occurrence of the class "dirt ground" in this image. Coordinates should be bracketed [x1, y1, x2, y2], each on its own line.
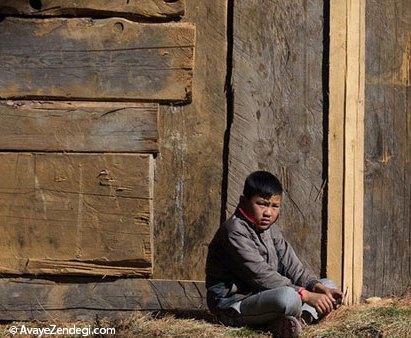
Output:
[1, 297, 409, 337]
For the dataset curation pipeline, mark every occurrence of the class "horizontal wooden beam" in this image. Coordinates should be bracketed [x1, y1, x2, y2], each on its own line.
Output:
[0, 18, 195, 102]
[0, 278, 207, 321]
[0, 259, 152, 277]
[0, 0, 185, 19]
[0, 153, 154, 276]
[0, 101, 159, 153]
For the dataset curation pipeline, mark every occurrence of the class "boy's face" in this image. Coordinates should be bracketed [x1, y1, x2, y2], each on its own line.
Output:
[242, 194, 282, 231]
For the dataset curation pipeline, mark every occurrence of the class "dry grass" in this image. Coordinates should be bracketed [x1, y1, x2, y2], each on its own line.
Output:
[0, 297, 409, 337]
[113, 312, 270, 338]
[301, 297, 411, 338]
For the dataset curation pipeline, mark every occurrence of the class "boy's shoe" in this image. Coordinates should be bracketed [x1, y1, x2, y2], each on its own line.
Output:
[301, 310, 317, 325]
[216, 307, 243, 327]
[268, 315, 303, 338]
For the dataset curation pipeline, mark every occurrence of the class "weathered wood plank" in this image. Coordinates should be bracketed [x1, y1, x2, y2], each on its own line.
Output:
[0, 259, 151, 277]
[363, 0, 410, 297]
[329, 0, 366, 304]
[327, 0, 346, 291]
[0, 101, 159, 153]
[0, 0, 184, 19]
[351, 0, 365, 304]
[328, 0, 366, 304]
[0, 18, 194, 102]
[153, 1, 227, 280]
[0, 278, 207, 321]
[342, 0, 365, 304]
[227, 0, 324, 275]
[0, 153, 154, 276]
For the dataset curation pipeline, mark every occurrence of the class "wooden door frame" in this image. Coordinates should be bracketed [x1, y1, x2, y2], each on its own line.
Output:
[327, 0, 365, 304]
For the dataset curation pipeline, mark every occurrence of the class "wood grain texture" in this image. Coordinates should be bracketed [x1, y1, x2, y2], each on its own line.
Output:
[328, 0, 365, 304]
[0, 259, 151, 277]
[0, 278, 206, 321]
[0, 153, 154, 276]
[0, 101, 159, 153]
[363, 0, 410, 297]
[0, 0, 184, 19]
[327, 0, 346, 290]
[0, 18, 194, 102]
[228, 0, 325, 275]
[350, 0, 365, 304]
[343, 0, 365, 304]
[153, 0, 227, 280]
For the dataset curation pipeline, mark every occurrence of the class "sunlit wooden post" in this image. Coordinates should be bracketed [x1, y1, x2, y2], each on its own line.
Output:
[327, 0, 365, 304]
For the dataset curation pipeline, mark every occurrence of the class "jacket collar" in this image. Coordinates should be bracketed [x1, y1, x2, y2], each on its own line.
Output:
[234, 205, 266, 234]
[237, 206, 256, 224]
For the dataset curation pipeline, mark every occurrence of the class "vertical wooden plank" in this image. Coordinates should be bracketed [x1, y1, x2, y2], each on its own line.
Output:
[153, 0, 227, 280]
[327, 0, 346, 290]
[148, 154, 155, 276]
[363, 0, 410, 297]
[344, 0, 365, 304]
[344, 0, 356, 303]
[229, 0, 325, 275]
[353, 0, 365, 303]
[328, 0, 365, 303]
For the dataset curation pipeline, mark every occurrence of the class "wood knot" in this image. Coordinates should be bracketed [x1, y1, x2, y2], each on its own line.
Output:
[98, 169, 115, 186]
[114, 22, 124, 33]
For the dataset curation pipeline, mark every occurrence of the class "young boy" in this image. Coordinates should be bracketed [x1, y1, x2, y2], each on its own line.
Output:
[206, 171, 342, 337]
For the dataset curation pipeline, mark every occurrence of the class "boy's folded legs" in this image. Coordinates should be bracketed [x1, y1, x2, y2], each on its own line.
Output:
[239, 286, 302, 324]
[217, 286, 302, 327]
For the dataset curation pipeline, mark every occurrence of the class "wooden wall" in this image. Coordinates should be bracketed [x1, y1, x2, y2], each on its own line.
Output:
[363, 0, 410, 297]
[228, 1, 325, 275]
[0, 0, 227, 282]
[1, 0, 409, 301]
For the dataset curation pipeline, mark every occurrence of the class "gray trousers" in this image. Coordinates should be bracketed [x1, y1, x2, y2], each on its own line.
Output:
[218, 279, 336, 327]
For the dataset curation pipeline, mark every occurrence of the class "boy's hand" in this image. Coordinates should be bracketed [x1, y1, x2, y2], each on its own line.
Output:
[313, 283, 343, 308]
[301, 290, 335, 315]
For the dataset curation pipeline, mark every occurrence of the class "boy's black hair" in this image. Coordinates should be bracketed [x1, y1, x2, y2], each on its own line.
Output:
[243, 171, 283, 198]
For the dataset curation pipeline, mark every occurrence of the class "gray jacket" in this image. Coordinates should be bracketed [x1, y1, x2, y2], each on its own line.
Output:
[205, 209, 320, 313]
